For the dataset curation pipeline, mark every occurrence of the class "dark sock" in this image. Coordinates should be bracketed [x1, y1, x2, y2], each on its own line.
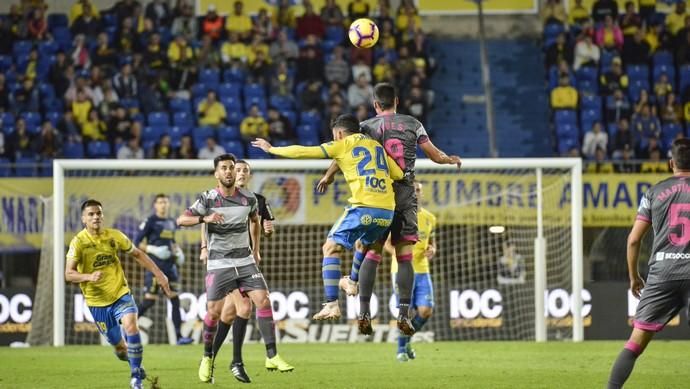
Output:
[202, 315, 217, 358]
[396, 260, 414, 318]
[256, 307, 277, 358]
[170, 296, 183, 339]
[232, 317, 249, 363]
[358, 258, 379, 316]
[607, 342, 641, 389]
[212, 320, 232, 357]
[137, 298, 155, 317]
[411, 314, 428, 331]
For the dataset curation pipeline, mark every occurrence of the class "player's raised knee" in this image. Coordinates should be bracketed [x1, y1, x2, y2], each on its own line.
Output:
[417, 306, 433, 319]
[322, 239, 343, 257]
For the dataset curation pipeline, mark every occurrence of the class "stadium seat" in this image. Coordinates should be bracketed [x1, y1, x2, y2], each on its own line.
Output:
[555, 122, 580, 139]
[173, 111, 194, 127]
[168, 126, 190, 146]
[274, 140, 293, 147]
[21, 112, 41, 128]
[39, 159, 53, 177]
[38, 82, 55, 100]
[628, 79, 650, 101]
[63, 142, 84, 158]
[222, 140, 245, 157]
[247, 146, 270, 159]
[191, 83, 210, 99]
[269, 95, 294, 111]
[321, 40, 339, 54]
[226, 110, 243, 126]
[193, 126, 215, 149]
[169, 98, 191, 113]
[1, 112, 15, 131]
[47, 13, 68, 30]
[0, 55, 12, 72]
[223, 68, 247, 84]
[119, 98, 140, 110]
[218, 82, 242, 99]
[244, 83, 265, 99]
[12, 40, 32, 58]
[653, 51, 674, 68]
[299, 111, 321, 127]
[0, 158, 11, 177]
[680, 65, 690, 92]
[297, 124, 319, 144]
[147, 112, 170, 127]
[51, 26, 72, 50]
[44, 111, 61, 126]
[280, 110, 298, 128]
[142, 126, 166, 143]
[580, 109, 601, 132]
[626, 64, 649, 82]
[38, 40, 59, 56]
[199, 68, 221, 85]
[557, 135, 580, 154]
[542, 23, 565, 44]
[600, 51, 616, 73]
[87, 141, 112, 158]
[101, 13, 118, 27]
[15, 156, 37, 177]
[218, 126, 241, 142]
[577, 79, 598, 95]
[580, 95, 601, 110]
[554, 110, 577, 126]
[325, 26, 345, 43]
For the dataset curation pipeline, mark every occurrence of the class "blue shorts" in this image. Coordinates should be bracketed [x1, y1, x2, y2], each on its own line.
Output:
[145, 258, 180, 294]
[89, 293, 138, 345]
[392, 273, 435, 309]
[328, 206, 394, 250]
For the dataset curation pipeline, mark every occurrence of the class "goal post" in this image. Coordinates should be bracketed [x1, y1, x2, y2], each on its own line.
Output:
[49, 158, 583, 346]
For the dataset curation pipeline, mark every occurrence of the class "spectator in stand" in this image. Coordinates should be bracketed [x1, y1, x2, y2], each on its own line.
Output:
[322, 101, 344, 140]
[269, 29, 299, 64]
[32, 120, 63, 160]
[69, 0, 99, 25]
[65, 73, 96, 104]
[8, 118, 34, 160]
[116, 17, 138, 55]
[275, 0, 297, 29]
[348, 0, 370, 20]
[92, 32, 117, 72]
[98, 81, 120, 119]
[321, 0, 344, 28]
[27, 7, 48, 40]
[654, 73, 672, 105]
[248, 50, 271, 85]
[595, 15, 624, 53]
[139, 75, 168, 114]
[550, 75, 578, 110]
[13, 78, 39, 115]
[23, 49, 39, 81]
[666, 1, 688, 38]
[222, 32, 250, 65]
[247, 34, 270, 63]
[152, 134, 173, 159]
[573, 30, 600, 70]
[634, 89, 655, 114]
[8, 4, 27, 43]
[347, 73, 374, 108]
[201, 4, 223, 43]
[174, 135, 195, 158]
[659, 92, 682, 124]
[615, 145, 638, 172]
[612, 118, 635, 158]
[71, 34, 92, 70]
[600, 57, 629, 96]
[300, 80, 325, 112]
[171, 1, 197, 42]
[81, 108, 107, 141]
[111, 0, 141, 24]
[402, 86, 428, 123]
[144, 33, 167, 71]
[541, 0, 567, 25]
[297, 46, 325, 83]
[631, 103, 661, 141]
[373, 56, 395, 83]
[297, 1, 326, 40]
[325, 46, 351, 87]
[253, 8, 276, 40]
[639, 0, 656, 25]
[582, 122, 609, 159]
[270, 60, 294, 96]
[639, 136, 662, 159]
[0, 18, 14, 56]
[197, 90, 226, 127]
[226, 1, 253, 41]
[592, 0, 618, 23]
[640, 148, 670, 172]
[619, 1, 641, 39]
[197, 35, 222, 69]
[107, 106, 133, 144]
[545, 33, 574, 69]
[50, 51, 73, 97]
[622, 29, 651, 65]
[266, 107, 294, 141]
[354, 104, 368, 122]
[197, 137, 226, 159]
[0, 75, 9, 113]
[396, 4, 422, 34]
[675, 16, 690, 49]
[112, 62, 138, 100]
[145, 0, 171, 29]
[606, 88, 632, 123]
[376, 2, 395, 32]
[569, 0, 590, 27]
[117, 137, 144, 159]
[240, 105, 269, 141]
[168, 34, 196, 93]
[71, 3, 101, 40]
[585, 147, 615, 173]
[676, 29, 690, 65]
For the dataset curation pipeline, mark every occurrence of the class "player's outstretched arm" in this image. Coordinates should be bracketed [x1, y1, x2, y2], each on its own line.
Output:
[419, 139, 462, 168]
[65, 259, 101, 283]
[252, 138, 327, 158]
[627, 219, 651, 298]
[177, 212, 223, 227]
[131, 247, 172, 297]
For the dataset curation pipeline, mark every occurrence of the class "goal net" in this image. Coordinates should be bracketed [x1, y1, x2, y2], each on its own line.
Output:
[31, 158, 583, 346]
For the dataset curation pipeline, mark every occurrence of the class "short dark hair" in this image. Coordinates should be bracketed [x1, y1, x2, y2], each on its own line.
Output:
[213, 153, 237, 169]
[81, 199, 102, 212]
[154, 193, 168, 201]
[331, 114, 360, 134]
[236, 159, 251, 172]
[672, 138, 690, 170]
[373, 83, 397, 110]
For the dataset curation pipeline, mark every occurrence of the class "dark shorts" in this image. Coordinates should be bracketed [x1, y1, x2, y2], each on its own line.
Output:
[633, 279, 690, 332]
[144, 258, 180, 295]
[205, 264, 268, 301]
[392, 181, 418, 244]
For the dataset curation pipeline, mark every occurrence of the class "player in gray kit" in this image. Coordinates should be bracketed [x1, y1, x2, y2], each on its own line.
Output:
[318, 83, 461, 335]
[176, 154, 293, 384]
[607, 138, 690, 388]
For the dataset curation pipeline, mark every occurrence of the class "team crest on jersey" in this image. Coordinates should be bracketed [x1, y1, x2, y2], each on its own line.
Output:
[109, 239, 116, 248]
[360, 214, 372, 226]
[241, 197, 248, 206]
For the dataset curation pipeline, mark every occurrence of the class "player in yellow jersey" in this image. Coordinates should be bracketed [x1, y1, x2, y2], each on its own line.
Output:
[387, 181, 437, 362]
[65, 199, 172, 389]
[252, 114, 403, 334]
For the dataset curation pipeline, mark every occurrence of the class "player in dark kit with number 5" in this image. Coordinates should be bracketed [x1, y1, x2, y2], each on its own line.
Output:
[607, 138, 690, 388]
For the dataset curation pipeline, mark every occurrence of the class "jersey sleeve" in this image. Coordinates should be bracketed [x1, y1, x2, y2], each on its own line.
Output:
[636, 190, 652, 223]
[186, 192, 208, 216]
[113, 229, 135, 253]
[415, 120, 429, 144]
[320, 140, 346, 160]
[66, 236, 82, 264]
[133, 217, 151, 246]
[269, 145, 329, 159]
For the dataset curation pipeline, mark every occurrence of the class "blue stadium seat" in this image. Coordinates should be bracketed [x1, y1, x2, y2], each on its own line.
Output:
[169, 98, 191, 113]
[325, 26, 345, 43]
[0, 158, 11, 177]
[580, 95, 601, 110]
[653, 51, 674, 68]
[223, 68, 247, 84]
[199, 68, 221, 85]
[577, 79, 598, 95]
[193, 126, 215, 149]
[38, 82, 55, 100]
[269, 95, 294, 111]
[168, 126, 190, 147]
[142, 126, 166, 143]
[299, 110, 321, 126]
[21, 112, 41, 128]
[297, 124, 319, 144]
[554, 110, 577, 126]
[39, 159, 53, 177]
[600, 51, 616, 73]
[653, 64, 675, 83]
[607, 123, 618, 136]
[626, 64, 649, 82]
[274, 140, 293, 147]
[119, 98, 140, 110]
[1, 112, 15, 132]
[543, 23, 565, 42]
[87, 141, 112, 158]
[0, 55, 12, 72]
[38, 40, 59, 56]
[222, 140, 245, 157]
[321, 40, 339, 54]
[226, 110, 243, 126]
[191, 83, 210, 99]
[63, 142, 84, 158]
[218, 82, 242, 99]
[280, 110, 297, 128]
[15, 156, 37, 177]
[47, 13, 68, 30]
[555, 122, 580, 139]
[147, 112, 170, 127]
[218, 126, 241, 142]
[247, 146, 270, 159]
[51, 27, 72, 50]
[44, 111, 61, 126]
[680, 65, 690, 92]
[12, 40, 32, 58]
[580, 109, 601, 132]
[628, 79, 650, 101]
[557, 135, 580, 154]
[173, 111, 194, 127]
[102, 13, 118, 27]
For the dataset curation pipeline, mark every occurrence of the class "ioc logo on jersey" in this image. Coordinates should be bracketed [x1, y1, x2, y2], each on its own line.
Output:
[365, 176, 386, 191]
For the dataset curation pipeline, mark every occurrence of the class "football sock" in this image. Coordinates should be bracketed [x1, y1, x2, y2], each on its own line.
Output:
[607, 341, 642, 389]
[322, 257, 341, 302]
[232, 316, 249, 363]
[256, 308, 278, 358]
[397, 335, 410, 353]
[212, 320, 232, 358]
[411, 314, 428, 331]
[350, 250, 366, 282]
[358, 254, 380, 316]
[137, 298, 155, 317]
[125, 332, 143, 377]
[202, 314, 218, 358]
[170, 296, 183, 339]
[396, 255, 414, 318]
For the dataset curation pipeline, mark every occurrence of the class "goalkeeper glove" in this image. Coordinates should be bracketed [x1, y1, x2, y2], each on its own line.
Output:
[174, 246, 185, 266]
[146, 245, 172, 260]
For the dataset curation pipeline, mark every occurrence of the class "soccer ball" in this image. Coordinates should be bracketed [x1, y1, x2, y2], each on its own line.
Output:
[348, 18, 379, 49]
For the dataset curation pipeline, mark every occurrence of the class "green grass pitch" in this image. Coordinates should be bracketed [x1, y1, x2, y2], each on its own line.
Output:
[1, 341, 689, 388]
